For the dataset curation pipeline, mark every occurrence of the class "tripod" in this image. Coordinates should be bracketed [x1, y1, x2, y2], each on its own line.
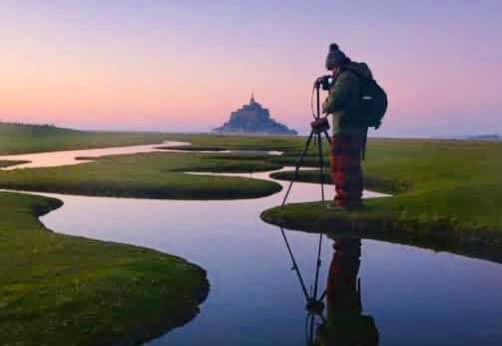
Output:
[278, 76, 334, 344]
[281, 76, 332, 207]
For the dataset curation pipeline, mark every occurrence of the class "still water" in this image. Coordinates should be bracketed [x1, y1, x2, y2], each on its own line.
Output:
[0, 141, 187, 169]
[3, 144, 502, 345]
[32, 172, 501, 346]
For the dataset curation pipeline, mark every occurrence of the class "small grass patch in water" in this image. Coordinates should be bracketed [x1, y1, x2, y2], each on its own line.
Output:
[0, 151, 283, 199]
[261, 201, 502, 264]
[0, 191, 209, 345]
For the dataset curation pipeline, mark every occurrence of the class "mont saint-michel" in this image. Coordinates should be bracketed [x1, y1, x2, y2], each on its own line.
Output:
[213, 94, 297, 135]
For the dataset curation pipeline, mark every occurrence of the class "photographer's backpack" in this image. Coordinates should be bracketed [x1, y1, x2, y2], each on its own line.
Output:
[351, 70, 388, 130]
[346, 67, 388, 159]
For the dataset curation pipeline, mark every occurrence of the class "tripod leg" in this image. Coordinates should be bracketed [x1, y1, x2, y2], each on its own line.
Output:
[312, 234, 324, 301]
[318, 289, 327, 302]
[311, 129, 326, 300]
[322, 129, 332, 145]
[281, 130, 315, 206]
[280, 227, 310, 300]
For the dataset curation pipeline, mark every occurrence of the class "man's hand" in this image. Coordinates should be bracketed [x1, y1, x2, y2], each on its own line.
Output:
[322, 98, 329, 114]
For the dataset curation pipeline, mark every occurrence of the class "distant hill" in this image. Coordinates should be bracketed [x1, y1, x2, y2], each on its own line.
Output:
[213, 94, 297, 135]
[468, 134, 501, 141]
[0, 122, 166, 155]
[0, 122, 82, 137]
[432, 133, 501, 141]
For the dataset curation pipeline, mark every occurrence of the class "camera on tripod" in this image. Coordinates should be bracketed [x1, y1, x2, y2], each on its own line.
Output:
[315, 75, 334, 91]
[281, 75, 333, 207]
[310, 117, 330, 133]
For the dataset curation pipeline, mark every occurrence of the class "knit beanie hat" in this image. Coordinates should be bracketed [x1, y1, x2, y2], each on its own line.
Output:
[325, 43, 348, 70]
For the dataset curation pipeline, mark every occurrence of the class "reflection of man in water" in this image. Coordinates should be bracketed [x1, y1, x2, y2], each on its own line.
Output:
[315, 238, 379, 346]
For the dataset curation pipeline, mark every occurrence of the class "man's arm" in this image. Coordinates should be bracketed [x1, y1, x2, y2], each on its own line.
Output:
[322, 72, 359, 114]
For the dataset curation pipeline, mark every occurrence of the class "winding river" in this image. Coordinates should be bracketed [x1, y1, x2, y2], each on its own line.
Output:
[2, 142, 502, 345]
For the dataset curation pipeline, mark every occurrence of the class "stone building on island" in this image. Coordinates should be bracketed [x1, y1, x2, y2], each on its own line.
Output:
[213, 94, 297, 135]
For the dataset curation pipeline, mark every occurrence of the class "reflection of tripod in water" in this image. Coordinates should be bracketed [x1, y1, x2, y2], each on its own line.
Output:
[280, 227, 327, 345]
[279, 230, 379, 345]
[281, 77, 332, 207]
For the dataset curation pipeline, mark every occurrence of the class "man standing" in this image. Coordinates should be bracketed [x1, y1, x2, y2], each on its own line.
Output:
[322, 44, 372, 210]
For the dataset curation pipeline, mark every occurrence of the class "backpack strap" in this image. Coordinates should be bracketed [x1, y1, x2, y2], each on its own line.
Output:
[345, 67, 369, 160]
[362, 129, 368, 161]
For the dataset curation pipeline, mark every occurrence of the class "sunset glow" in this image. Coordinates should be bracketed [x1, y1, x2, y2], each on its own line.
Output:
[1, 1, 501, 136]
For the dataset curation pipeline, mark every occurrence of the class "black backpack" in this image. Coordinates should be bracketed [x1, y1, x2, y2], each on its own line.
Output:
[350, 70, 388, 129]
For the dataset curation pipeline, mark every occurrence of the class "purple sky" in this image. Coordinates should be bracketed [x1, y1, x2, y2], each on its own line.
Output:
[1, 1, 501, 136]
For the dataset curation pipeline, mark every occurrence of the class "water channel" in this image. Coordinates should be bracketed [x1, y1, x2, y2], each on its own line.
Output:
[2, 142, 502, 345]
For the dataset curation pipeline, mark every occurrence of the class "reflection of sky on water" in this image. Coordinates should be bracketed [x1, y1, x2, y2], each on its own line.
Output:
[32, 169, 502, 346]
[0, 140, 187, 169]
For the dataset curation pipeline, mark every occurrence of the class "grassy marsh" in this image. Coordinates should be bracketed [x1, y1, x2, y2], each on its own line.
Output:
[2, 125, 502, 343]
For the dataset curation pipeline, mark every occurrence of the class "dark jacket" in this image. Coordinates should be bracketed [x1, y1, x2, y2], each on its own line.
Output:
[322, 62, 372, 134]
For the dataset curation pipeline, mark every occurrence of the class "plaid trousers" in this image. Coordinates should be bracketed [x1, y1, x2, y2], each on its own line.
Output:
[330, 133, 365, 207]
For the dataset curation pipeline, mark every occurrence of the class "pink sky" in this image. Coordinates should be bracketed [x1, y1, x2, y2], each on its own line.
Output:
[1, 1, 501, 136]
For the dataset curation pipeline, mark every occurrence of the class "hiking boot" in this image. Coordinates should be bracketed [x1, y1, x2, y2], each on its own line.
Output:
[326, 201, 350, 211]
[326, 202, 344, 210]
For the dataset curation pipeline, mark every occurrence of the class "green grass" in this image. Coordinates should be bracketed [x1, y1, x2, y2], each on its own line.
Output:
[157, 145, 228, 152]
[0, 151, 283, 199]
[0, 122, 168, 155]
[0, 191, 209, 345]
[163, 133, 305, 152]
[0, 160, 30, 168]
[163, 133, 327, 168]
[265, 139, 502, 227]
[261, 138, 502, 261]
